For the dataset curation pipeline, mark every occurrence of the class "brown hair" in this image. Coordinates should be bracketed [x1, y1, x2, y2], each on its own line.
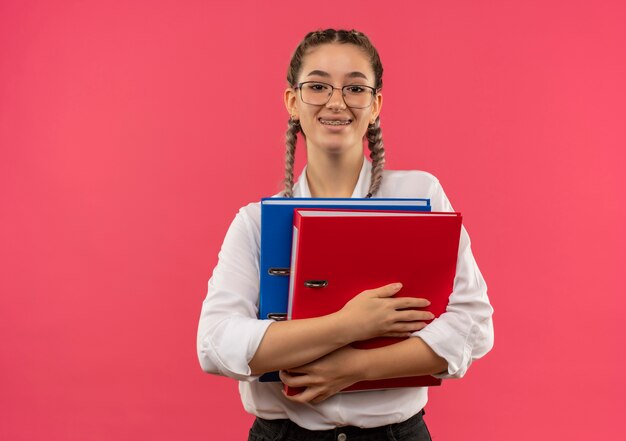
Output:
[282, 29, 385, 198]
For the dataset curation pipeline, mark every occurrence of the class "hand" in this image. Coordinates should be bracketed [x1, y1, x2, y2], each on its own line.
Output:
[335, 283, 434, 343]
[280, 345, 364, 404]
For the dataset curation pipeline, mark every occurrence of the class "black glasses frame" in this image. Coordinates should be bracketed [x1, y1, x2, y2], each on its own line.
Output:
[294, 81, 378, 109]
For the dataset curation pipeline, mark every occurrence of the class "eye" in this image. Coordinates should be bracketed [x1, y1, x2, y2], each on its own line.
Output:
[305, 82, 331, 93]
[345, 85, 367, 94]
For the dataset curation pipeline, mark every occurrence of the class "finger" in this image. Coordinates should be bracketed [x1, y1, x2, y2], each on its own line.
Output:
[395, 310, 435, 322]
[391, 297, 431, 309]
[369, 283, 403, 298]
[388, 321, 428, 333]
[282, 386, 322, 404]
[278, 370, 290, 383]
[279, 371, 311, 388]
[282, 374, 312, 388]
[382, 321, 430, 337]
[381, 332, 412, 338]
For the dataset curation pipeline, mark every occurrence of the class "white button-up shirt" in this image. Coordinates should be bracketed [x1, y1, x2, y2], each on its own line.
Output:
[197, 158, 494, 430]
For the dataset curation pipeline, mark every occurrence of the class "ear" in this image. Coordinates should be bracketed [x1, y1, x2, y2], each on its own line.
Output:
[369, 92, 383, 124]
[284, 87, 299, 120]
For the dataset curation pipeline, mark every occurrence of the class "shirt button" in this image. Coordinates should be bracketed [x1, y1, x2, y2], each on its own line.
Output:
[337, 433, 347, 441]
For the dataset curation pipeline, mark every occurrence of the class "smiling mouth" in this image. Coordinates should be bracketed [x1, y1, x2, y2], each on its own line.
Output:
[319, 118, 352, 126]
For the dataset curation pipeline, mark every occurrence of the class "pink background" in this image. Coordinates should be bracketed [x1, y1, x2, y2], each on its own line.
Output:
[1, 0, 625, 439]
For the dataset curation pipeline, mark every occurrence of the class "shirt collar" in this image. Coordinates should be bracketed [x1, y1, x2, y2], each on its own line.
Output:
[293, 157, 372, 198]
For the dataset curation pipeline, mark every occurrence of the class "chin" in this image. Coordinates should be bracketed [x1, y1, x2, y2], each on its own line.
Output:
[305, 134, 363, 157]
[320, 143, 362, 158]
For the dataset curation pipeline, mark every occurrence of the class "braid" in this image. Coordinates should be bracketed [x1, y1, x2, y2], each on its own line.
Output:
[365, 117, 385, 198]
[282, 119, 300, 197]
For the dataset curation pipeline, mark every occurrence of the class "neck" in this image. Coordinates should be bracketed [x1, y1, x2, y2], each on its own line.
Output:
[305, 149, 364, 198]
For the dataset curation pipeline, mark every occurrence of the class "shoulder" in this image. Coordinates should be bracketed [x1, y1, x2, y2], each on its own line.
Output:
[235, 201, 261, 236]
[379, 168, 453, 212]
[234, 191, 291, 252]
[238, 201, 261, 223]
[379, 168, 442, 198]
[231, 191, 284, 239]
[219, 201, 261, 256]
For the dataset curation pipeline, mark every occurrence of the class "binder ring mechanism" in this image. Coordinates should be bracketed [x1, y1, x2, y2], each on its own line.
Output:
[268, 268, 290, 276]
[304, 280, 328, 288]
[267, 313, 287, 321]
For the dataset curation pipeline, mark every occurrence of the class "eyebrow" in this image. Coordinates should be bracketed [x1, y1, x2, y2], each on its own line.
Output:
[305, 70, 369, 80]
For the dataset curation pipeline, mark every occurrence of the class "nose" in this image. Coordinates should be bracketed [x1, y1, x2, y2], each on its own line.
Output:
[326, 87, 346, 110]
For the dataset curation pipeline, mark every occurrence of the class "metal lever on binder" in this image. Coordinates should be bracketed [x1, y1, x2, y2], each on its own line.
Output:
[303, 280, 328, 288]
[267, 313, 287, 321]
[268, 268, 290, 276]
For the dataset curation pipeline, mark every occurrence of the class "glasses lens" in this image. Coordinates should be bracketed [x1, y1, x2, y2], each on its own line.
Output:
[343, 85, 374, 108]
[300, 82, 332, 106]
[298, 82, 375, 108]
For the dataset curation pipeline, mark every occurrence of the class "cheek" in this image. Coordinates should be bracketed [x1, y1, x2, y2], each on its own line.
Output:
[354, 117, 371, 137]
[298, 119, 314, 138]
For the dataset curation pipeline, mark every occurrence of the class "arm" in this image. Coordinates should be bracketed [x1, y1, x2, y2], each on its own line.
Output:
[282, 178, 494, 401]
[281, 228, 492, 402]
[249, 284, 434, 375]
[196, 207, 271, 381]
[197, 206, 432, 381]
[280, 336, 446, 404]
[414, 179, 494, 379]
[362, 336, 448, 378]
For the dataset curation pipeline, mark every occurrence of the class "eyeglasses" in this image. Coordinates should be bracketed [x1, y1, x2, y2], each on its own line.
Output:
[294, 81, 378, 109]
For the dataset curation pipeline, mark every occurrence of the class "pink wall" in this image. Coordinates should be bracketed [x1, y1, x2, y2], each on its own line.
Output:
[1, 0, 625, 439]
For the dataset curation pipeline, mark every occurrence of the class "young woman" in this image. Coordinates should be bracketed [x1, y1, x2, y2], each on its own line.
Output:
[197, 29, 494, 441]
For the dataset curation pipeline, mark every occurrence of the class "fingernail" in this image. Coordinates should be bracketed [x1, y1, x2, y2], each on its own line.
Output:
[392, 283, 403, 291]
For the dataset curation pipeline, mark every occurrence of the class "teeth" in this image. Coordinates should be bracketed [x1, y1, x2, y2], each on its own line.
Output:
[320, 119, 351, 126]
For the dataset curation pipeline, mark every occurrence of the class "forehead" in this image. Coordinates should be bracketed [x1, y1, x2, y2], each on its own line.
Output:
[299, 43, 374, 81]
